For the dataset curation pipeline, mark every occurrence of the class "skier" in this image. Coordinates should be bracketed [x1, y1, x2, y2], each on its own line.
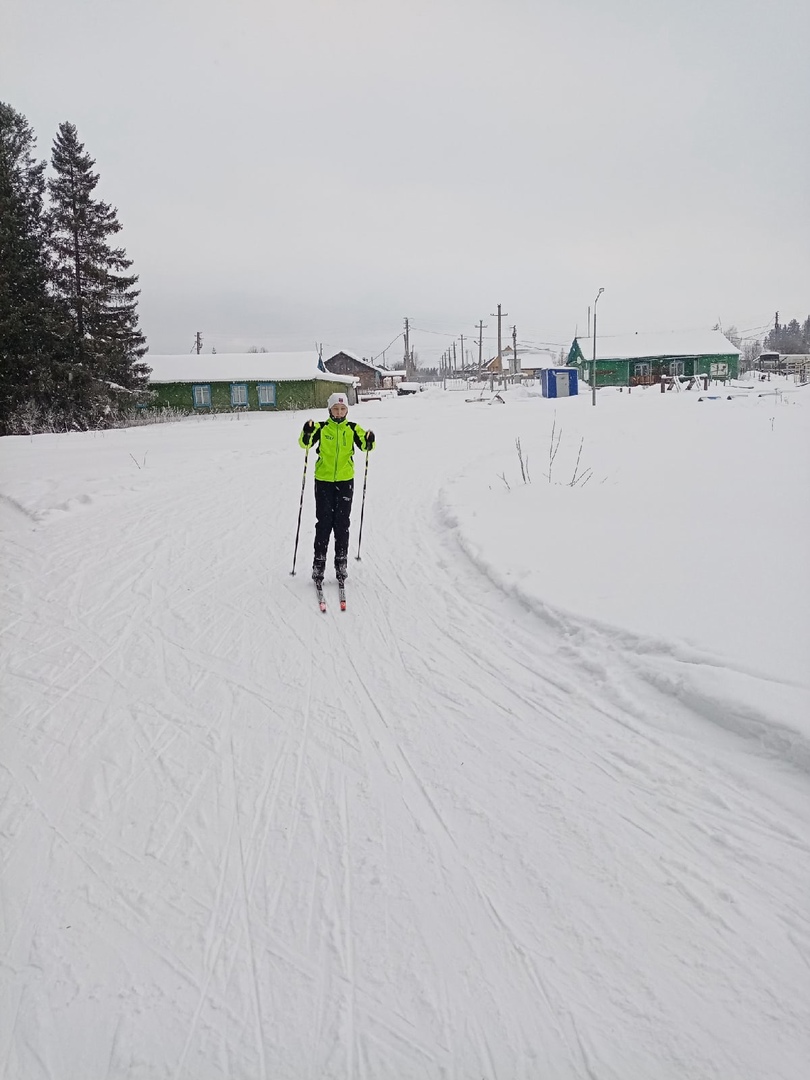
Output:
[299, 392, 375, 586]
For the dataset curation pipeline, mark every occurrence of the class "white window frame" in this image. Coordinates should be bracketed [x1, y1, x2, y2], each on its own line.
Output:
[710, 361, 728, 377]
[192, 384, 211, 407]
[669, 361, 685, 376]
[257, 383, 276, 406]
[230, 383, 248, 407]
[634, 362, 651, 377]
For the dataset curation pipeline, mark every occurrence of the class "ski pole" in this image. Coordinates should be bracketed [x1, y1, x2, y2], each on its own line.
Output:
[290, 446, 309, 575]
[355, 449, 370, 561]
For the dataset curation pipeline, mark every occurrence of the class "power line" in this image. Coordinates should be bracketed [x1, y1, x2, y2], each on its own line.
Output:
[517, 337, 568, 348]
[370, 332, 404, 363]
[736, 322, 772, 337]
[409, 325, 465, 338]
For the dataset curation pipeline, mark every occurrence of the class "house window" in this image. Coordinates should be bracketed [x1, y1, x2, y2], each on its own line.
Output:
[257, 383, 276, 406]
[634, 363, 651, 376]
[192, 384, 211, 407]
[669, 361, 685, 376]
[230, 383, 248, 406]
[710, 362, 728, 377]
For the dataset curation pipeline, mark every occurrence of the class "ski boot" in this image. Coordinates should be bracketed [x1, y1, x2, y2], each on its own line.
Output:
[312, 557, 326, 588]
[335, 556, 348, 585]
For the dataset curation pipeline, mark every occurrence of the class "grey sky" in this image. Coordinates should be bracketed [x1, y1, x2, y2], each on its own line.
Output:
[4, 0, 809, 365]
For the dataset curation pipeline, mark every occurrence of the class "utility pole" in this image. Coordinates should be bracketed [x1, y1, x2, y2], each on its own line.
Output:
[490, 303, 508, 381]
[403, 318, 411, 379]
[195, 331, 203, 354]
[592, 287, 604, 406]
[587, 306, 591, 339]
[452, 340, 457, 372]
[511, 325, 518, 377]
[459, 334, 465, 376]
[476, 320, 486, 374]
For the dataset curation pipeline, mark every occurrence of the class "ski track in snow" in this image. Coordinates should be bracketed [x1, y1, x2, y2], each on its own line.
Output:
[1, 402, 809, 1080]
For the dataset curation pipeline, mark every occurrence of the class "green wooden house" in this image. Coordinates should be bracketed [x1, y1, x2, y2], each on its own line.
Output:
[567, 330, 740, 387]
[146, 353, 356, 412]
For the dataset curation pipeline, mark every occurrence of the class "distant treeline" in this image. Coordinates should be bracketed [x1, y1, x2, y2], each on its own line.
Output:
[763, 316, 810, 356]
[0, 103, 149, 435]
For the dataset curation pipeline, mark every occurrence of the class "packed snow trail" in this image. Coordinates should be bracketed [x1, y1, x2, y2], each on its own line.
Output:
[2, 397, 809, 1079]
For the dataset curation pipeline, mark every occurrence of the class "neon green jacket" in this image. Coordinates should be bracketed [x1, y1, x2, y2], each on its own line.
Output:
[299, 419, 375, 481]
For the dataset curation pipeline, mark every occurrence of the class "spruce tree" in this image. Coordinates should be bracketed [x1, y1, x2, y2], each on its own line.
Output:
[765, 316, 810, 355]
[47, 122, 148, 421]
[0, 103, 61, 433]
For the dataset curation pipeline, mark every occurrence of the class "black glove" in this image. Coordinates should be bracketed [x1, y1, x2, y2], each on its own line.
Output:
[302, 420, 315, 445]
[365, 429, 375, 449]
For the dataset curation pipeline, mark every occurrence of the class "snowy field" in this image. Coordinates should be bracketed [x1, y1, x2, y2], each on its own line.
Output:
[2, 378, 809, 1079]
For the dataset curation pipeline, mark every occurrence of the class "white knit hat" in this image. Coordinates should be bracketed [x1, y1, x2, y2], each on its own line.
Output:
[328, 393, 349, 409]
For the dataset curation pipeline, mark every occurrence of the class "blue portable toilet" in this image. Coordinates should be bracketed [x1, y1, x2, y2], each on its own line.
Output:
[541, 367, 578, 398]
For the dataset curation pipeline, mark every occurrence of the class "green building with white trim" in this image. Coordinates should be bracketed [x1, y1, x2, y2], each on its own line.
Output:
[146, 353, 356, 412]
[568, 330, 740, 388]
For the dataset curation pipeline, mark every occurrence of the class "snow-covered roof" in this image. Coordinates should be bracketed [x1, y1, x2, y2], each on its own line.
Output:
[146, 353, 354, 385]
[326, 351, 408, 377]
[519, 350, 562, 370]
[327, 349, 362, 362]
[572, 329, 740, 360]
[325, 350, 379, 370]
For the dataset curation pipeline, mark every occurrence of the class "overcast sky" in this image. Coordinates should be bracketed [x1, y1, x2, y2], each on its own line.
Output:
[4, 0, 809, 365]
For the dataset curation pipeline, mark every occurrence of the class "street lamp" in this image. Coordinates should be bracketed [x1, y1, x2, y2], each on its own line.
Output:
[592, 287, 604, 406]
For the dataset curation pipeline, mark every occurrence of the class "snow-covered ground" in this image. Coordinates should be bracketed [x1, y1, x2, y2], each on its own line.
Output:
[2, 378, 809, 1079]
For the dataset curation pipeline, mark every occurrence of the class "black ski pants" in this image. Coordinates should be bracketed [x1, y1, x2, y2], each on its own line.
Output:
[313, 478, 354, 567]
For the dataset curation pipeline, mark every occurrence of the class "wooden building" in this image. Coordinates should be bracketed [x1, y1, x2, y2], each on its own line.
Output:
[568, 330, 740, 387]
[325, 351, 385, 392]
[147, 354, 355, 412]
[480, 347, 561, 381]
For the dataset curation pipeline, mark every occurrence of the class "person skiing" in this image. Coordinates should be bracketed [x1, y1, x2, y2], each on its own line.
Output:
[299, 392, 375, 586]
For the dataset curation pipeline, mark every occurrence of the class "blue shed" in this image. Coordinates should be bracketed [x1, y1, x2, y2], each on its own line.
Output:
[541, 368, 578, 398]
